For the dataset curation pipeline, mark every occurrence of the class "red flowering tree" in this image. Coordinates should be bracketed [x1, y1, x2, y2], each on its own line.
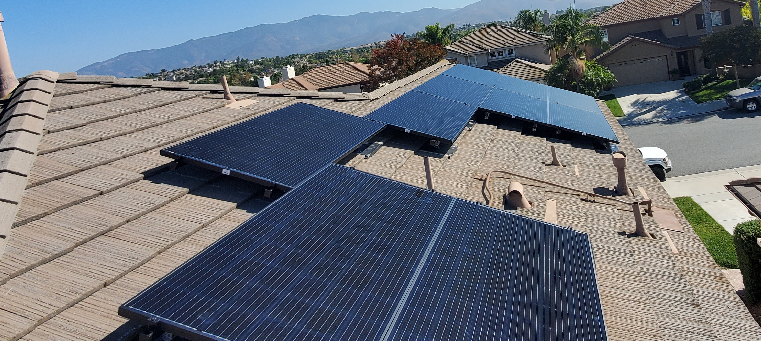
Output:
[364, 34, 446, 91]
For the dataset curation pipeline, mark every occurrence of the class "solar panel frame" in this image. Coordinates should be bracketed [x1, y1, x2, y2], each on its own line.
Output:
[365, 90, 479, 142]
[120, 164, 608, 341]
[160, 102, 385, 190]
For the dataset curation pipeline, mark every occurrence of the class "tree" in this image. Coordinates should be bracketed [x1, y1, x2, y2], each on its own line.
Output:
[544, 7, 609, 90]
[702, 23, 761, 87]
[702, 0, 713, 34]
[546, 56, 616, 97]
[512, 9, 544, 32]
[743, 0, 761, 27]
[364, 34, 447, 91]
[417, 23, 456, 46]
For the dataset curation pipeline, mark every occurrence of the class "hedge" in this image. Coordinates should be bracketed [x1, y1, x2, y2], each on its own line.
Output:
[735, 219, 761, 304]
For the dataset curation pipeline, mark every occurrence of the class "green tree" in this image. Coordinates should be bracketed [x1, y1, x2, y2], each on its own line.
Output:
[743, 0, 761, 27]
[702, 23, 761, 87]
[546, 56, 616, 97]
[545, 7, 609, 89]
[365, 34, 446, 91]
[512, 9, 544, 32]
[417, 23, 456, 46]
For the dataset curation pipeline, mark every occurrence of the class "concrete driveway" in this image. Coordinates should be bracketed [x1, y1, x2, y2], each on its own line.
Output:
[662, 165, 761, 233]
[609, 78, 727, 125]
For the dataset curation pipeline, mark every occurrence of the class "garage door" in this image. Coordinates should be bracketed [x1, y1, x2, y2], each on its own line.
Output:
[607, 55, 669, 87]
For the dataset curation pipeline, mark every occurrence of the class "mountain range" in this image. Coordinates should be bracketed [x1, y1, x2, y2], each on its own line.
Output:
[78, 0, 616, 77]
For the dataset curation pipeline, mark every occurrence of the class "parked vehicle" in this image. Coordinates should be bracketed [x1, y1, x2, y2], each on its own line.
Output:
[638, 147, 672, 182]
[726, 77, 761, 112]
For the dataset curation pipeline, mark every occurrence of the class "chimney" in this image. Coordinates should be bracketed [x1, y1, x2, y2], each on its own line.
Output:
[506, 182, 531, 208]
[0, 12, 19, 99]
[257, 76, 271, 88]
[542, 10, 551, 26]
[221, 75, 236, 101]
[612, 152, 630, 196]
[281, 65, 295, 81]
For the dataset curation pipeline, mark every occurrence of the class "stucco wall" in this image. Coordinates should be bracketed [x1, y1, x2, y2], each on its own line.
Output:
[684, 1, 743, 36]
[515, 44, 552, 64]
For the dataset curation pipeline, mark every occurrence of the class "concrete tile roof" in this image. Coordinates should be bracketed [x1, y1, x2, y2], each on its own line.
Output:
[485, 58, 551, 82]
[445, 25, 548, 55]
[0, 61, 758, 340]
[269, 62, 370, 91]
[594, 30, 703, 61]
[589, 0, 745, 27]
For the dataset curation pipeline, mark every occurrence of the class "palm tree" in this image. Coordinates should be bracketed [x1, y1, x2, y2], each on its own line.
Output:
[417, 23, 456, 46]
[512, 9, 545, 32]
[545, 7, 609, 83]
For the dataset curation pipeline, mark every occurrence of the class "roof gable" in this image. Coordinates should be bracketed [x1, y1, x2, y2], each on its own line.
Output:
[589, 0, 744, 27]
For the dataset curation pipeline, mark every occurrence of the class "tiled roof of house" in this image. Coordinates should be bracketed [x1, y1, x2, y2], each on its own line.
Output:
[486, 58, 551, 82]
[268, 62, 370, 91]
[594, 30, 703, 60]
[589, 0, 745, 27]
[445, 25, 548, 55]
[0, 61, 759, 340]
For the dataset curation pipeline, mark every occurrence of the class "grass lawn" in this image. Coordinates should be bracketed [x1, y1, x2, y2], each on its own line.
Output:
[599, 94, 624, 117]
[673, 197, 738, 268]
[687, 78, 753, 104]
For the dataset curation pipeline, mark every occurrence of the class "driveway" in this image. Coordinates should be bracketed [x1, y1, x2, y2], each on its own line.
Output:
[608, 78, 727, 125]
[662, 165, 761, 233]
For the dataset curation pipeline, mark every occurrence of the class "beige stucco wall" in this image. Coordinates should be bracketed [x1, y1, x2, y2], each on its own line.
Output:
[684, 1, 743, 36]
[515, 44, 552, 64]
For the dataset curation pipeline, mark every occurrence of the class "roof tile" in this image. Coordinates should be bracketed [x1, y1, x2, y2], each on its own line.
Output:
[446, 25, 547, 55]
[590, 0, 744, 27]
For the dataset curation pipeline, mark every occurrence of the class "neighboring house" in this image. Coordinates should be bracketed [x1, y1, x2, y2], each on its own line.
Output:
[268, 62, 370, 93]
[445, 25, 553, 76]
[590, 0, 745, 87]
[0, 62, 760, 340]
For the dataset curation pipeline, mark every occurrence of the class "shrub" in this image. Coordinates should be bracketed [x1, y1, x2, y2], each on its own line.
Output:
[683, 77, 703, 92]
[702, 74, 717, 84]
[735, 219, 761, 304]
[546, 56, 616, 97]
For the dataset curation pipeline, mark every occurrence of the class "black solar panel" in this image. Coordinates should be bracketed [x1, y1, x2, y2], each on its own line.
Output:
[120, 164, 608, 341]
[441, 64, 619, 142]
[161, 102, 385, 189]
[365, 91, 478, 142]
[414, 74, 493, 107]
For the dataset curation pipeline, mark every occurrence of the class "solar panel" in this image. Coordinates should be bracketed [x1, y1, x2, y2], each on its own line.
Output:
[414, 74, 493, 107]
[441, 64, 619, 142]
[365, 90, 478, 142]
[161, 102, 385, 189]
[120, 164, 608, 341]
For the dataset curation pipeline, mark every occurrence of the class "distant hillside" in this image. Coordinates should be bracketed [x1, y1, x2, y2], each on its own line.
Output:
[78, 0, 616, 77]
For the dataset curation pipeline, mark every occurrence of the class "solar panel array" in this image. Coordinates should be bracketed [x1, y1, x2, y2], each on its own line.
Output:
[443, 65, 619, 142]
[120, 164, 608, 341]
[161, 102, 385, 189]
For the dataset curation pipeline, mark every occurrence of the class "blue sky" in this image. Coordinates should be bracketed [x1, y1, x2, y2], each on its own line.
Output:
[4, 0, 481, 76]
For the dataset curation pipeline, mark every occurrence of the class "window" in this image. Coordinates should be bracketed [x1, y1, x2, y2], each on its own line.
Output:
[489, 51, 496, 58]
[506, 48, 515, 57]
[497, 50, 504, 57]
[467, 55, 477, 66]
[601, 29, 608, 42]
[724, 9, 732, 25]
[711, 10, 723, 26]
[696, 14, 705, 29]
[672, 18, 680, 26]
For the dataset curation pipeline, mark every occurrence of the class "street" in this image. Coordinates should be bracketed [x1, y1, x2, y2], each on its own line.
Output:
[624, 109, 761, 177]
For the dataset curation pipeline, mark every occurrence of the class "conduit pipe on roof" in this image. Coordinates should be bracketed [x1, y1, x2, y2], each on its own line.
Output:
[424, 156, 434, 191]
[0, 12, 19, 99]
[221, 75, 236, 102]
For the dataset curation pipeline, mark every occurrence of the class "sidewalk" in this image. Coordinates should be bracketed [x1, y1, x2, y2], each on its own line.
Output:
[662, 164, 761, 233]
[608, 79, 728, 126]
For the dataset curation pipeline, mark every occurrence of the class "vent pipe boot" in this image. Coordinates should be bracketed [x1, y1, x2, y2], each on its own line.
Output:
[506, 182, 531, 208]
[632, 202, 652, 238]
[550, 145, 563, 167]
[0, 12, 19, 99]
[612, 152, 630, 196]
[221, 75, 236, 102]
[424, 156, 434, 191]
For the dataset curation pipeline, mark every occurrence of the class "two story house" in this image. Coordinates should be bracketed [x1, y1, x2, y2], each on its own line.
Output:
[445, 25, 554, 82]
[590, 0, 745, 87]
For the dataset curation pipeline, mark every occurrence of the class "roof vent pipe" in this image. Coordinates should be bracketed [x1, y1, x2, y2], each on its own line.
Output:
[282, 65, 295, 81]
[612, 152, 631, 196]
[424, 156, 434, 191]
[632, 202, 653, 238]
[0, 12, 19, 99]
[258, 76, 271, 88]
[506, 182, 531, 208]
[550, 145, 563, 167]
[221, 75, 236, 101]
